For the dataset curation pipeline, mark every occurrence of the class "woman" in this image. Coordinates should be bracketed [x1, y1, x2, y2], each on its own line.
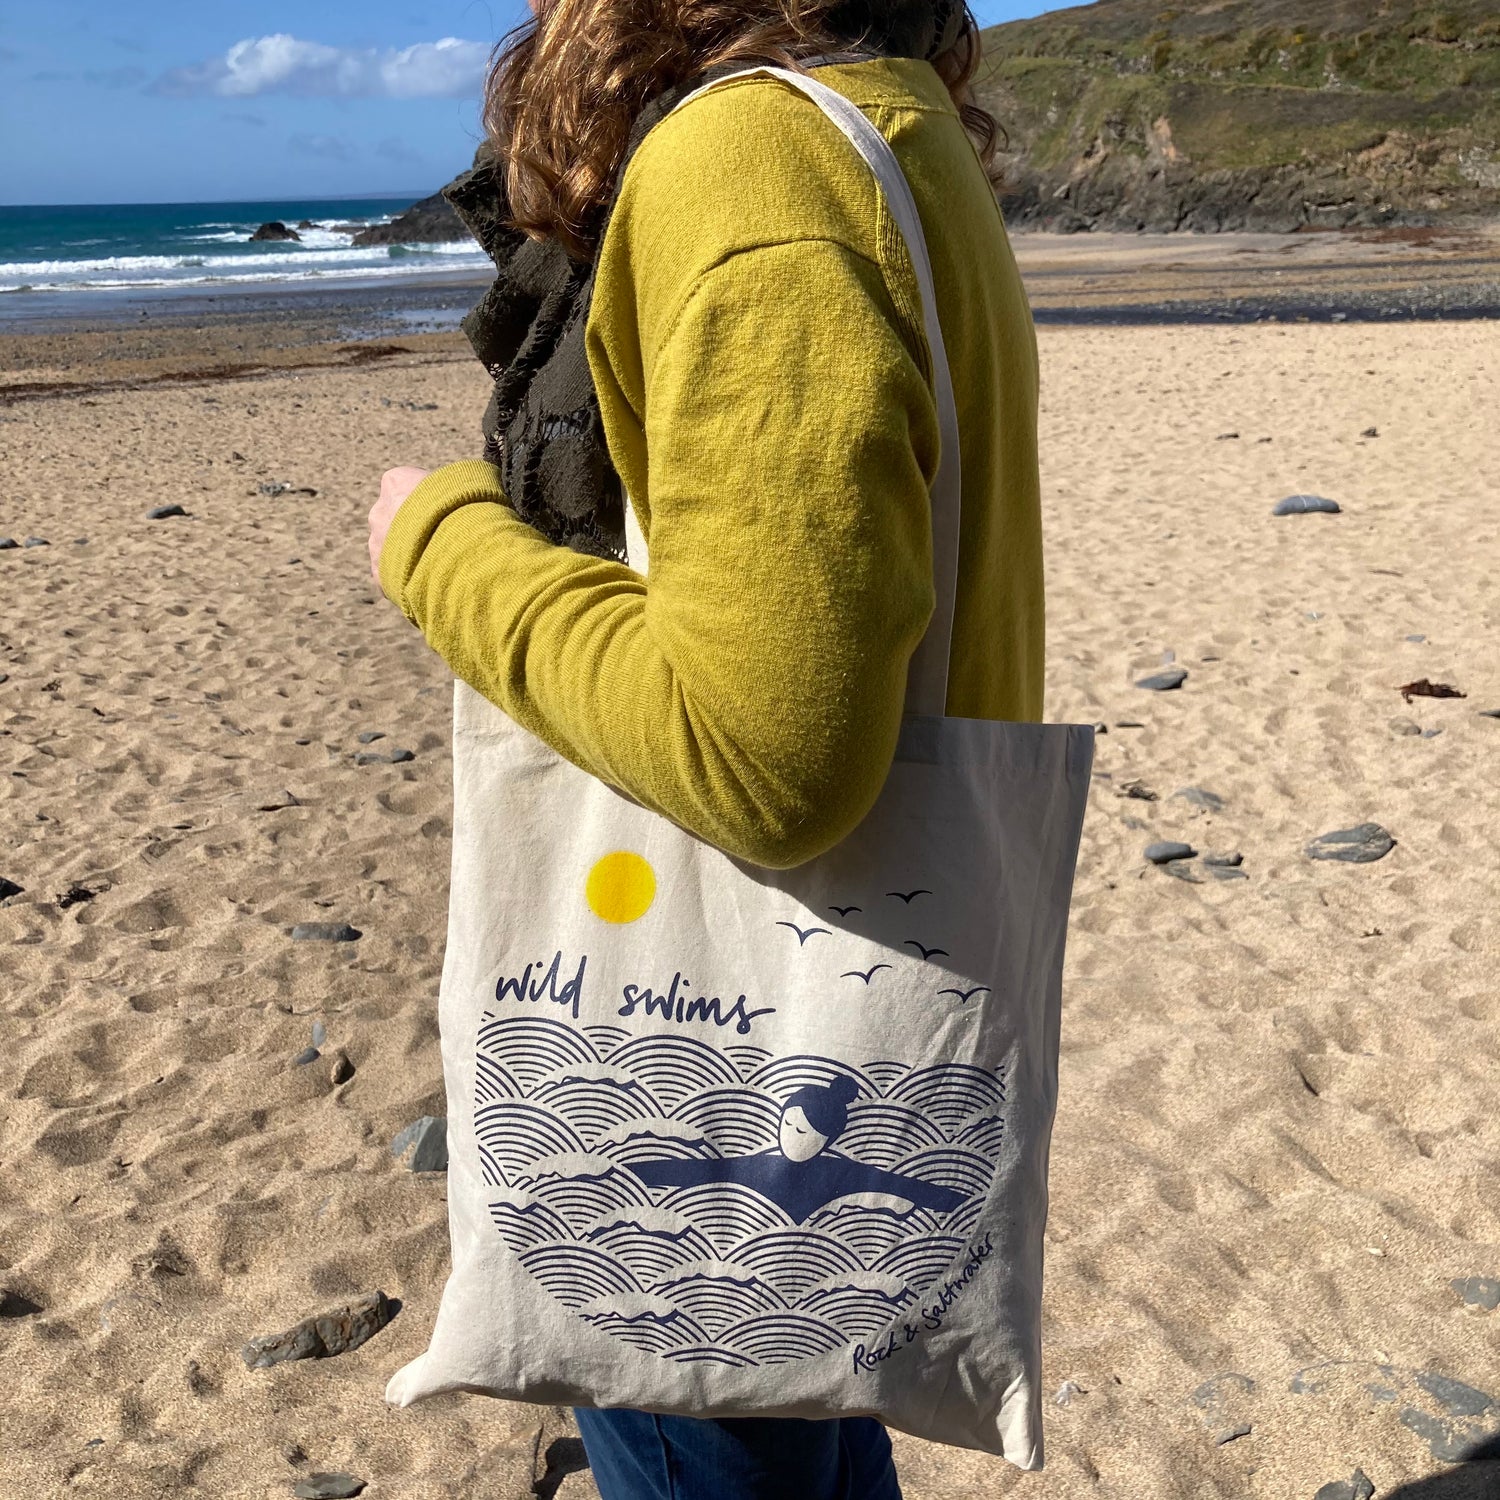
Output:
[367, 0, 1043, 1490]
[624, 1075, 969, 1222]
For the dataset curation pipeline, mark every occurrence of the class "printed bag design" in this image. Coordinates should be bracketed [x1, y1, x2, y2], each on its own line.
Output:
[384, 64, 1093, 1470]
[474, 868, 1007, 1368]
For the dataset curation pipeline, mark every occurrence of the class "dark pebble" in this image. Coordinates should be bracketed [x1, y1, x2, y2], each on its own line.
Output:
[1173, 786, 1225, 811]
[293, 1476, 367, 1500]
[1115, 720, 1145, 729]
[1479, 709, 1500, 720]
[290, 922, 362, 943]
[0, 1288, 45, 1318]
[1135, 668, 1188, 691]
[241, 1290, 392, 1369]
[1305, 823, 1395, 863]
[292, 1046, 321, 1066]
[1202, 851, 1243, 867]
[23, 537, 49, 547]
[73, 537, 88, 545]
[1451, 1276, 1500, 1312]
[1214, 1423, 1252, 1445]
[0, 538, 18, 550]
[1273, 494, 1341, 516]
[0, 878, 23, 901]
[1145, 841, 1196, 864]
[355, 731, 386, 744]
[354, 748, 414, 766]
[391, 1116, 448, 1173]
[1405, 634, 1426, 643]
[1314, 1471, 1375, 1500]
[1362, 426, 1379, 438]
[1415, 1370, 1496, 1419]
[146, 504, 188, 520]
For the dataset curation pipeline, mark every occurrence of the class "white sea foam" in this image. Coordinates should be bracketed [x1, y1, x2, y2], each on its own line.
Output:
[0, 236, 489, 294]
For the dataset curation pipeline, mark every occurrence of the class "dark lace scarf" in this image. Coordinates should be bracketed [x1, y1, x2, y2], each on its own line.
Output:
[441, 4, 960, 561]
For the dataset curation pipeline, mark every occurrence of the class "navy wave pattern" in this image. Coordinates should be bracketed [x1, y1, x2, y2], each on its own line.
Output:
[474, 1014, 1005, 1365]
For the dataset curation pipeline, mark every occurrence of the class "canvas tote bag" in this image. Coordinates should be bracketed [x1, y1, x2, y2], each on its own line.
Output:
[385, 63, 1094, 1468]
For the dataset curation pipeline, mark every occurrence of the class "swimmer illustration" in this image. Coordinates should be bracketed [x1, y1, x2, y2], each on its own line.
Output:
[623, 1076, 968, 1224]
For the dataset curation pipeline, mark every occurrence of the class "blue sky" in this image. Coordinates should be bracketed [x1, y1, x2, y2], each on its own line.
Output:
[0, 0, 1060, 205]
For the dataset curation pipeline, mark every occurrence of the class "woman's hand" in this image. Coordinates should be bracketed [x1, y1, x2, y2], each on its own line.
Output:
[369, 466, 431, 586]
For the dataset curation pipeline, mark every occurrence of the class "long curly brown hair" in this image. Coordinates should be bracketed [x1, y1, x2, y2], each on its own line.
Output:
[482, 0, 1001, 263]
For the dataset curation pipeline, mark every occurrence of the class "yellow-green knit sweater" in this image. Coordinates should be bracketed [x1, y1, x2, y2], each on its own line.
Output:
[379, 56, 1043, 869]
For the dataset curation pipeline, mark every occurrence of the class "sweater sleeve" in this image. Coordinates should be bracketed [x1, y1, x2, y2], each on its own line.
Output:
[379, 235, 939, 869]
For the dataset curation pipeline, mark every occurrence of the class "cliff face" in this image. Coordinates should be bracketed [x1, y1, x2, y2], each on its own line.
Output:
[976, 0, 1500, 231]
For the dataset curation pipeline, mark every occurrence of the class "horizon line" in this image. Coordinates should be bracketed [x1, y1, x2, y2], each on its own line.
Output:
[0, 189, 438, 211]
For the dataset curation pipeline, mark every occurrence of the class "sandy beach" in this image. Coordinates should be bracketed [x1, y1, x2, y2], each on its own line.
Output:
[2, 301, 1498, 1498]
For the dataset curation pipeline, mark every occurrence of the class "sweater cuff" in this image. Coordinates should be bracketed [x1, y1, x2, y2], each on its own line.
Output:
[379, 459, 510, 620]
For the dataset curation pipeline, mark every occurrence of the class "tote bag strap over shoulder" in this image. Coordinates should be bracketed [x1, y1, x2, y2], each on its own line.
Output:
[631, 63, 963, 721]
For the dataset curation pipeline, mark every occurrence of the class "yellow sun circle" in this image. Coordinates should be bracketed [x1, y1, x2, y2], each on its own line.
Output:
[586, 851, 657, 924]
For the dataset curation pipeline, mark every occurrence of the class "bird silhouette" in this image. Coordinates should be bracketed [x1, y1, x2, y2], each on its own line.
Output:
[887, 889, 933, 904]
[776, 920, 832, 946]
[904, 939, 950, 961]
[939, 985, 990, 1004]
[828, 904, 862, 917]
[841, 964, 891, 985]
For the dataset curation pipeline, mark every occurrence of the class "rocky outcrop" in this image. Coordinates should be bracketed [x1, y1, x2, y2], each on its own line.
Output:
[249, 221, 300, 242]
[977, 0, 1500, 232]
[349, 190, 470, 247]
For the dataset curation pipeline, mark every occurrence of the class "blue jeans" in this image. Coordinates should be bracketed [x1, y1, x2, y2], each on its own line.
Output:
[573, 1407, 903, 1500]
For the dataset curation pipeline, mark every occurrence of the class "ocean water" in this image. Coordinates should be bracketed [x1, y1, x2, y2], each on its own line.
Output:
[0, 197, 491, 297]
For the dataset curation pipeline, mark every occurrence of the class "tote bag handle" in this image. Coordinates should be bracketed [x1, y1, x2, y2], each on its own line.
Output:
[632, 63, 963, 721]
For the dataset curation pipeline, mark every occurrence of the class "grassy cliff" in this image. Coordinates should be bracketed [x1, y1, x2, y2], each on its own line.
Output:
[974, 0, 1500, 230]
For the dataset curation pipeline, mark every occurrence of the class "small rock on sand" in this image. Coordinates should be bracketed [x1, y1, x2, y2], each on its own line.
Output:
[1314, 1471, 1375, 1500]
[0, 1288, 45, 1318]
[1305, 824, 1395, 863]
[1479, 709, 1500, 720]
[1451, 1277, 1500, 1312]
[1214, 1422, 1252, 1445]
[1145, 841, 1196, 864]
[1054, 1380, 1085, 1406]
[293, 1476, 367, 1500]
[392, 1116, 448, 1173]
[1135, 668, 1188, 691]
[1273, 495, 1341, 516]
[354, 748, 415, 766]
[1172, 786, 1225, 811]
[356, 731, 386, 744]
[328, 1049, 355, 1085]
[0, 878, 23, 901]
[291, 1046, 320, 1067]
[0, 538, 18, 550]
[310, 1020, 327, 1047]
[241, 1289, 392, 1368]
[23, 537, 49, 547]
[146, 504, 188, 520]
[290, 922, 362, 943]
[1203, 851, 1243, 867]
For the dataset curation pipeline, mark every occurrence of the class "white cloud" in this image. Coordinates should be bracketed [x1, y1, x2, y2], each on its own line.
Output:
[153, 34, 489, 99]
